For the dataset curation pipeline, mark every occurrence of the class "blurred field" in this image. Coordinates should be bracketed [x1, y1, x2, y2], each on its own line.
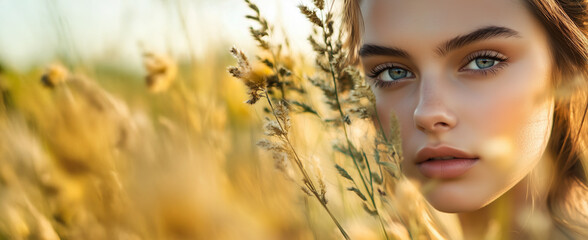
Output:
[0, 1, 389, 240]
[0, 47, 336, 239]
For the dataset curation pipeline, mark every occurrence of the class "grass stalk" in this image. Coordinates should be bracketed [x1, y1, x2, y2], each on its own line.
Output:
[264, 90, 350, 240]
[314, 4, 391, 239]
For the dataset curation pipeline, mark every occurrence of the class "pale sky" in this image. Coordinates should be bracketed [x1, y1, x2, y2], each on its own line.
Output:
[0, 0, 315, 72]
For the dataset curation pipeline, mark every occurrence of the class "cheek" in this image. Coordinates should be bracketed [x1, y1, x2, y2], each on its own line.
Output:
[475, 97, 553, 174]
[374, 90, 420, 177]
[374, 90, 415, 139]
[469, 61, 553, 172]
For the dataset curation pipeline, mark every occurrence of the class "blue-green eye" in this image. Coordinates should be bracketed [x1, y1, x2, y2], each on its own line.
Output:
[378, 67, 414, 81]
[465, 58, 498, 69]
[462, 51, 508, 71]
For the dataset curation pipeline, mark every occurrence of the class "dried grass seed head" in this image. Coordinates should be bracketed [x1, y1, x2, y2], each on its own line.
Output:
[229, 47, 252, 79]
[142, 52, 178, 93]
[309, 155, 327, 198]
[256, 138, 286, 152]
[298, 5, 323, 28]
[263, 118, 286, 136]
[41, 63, 69, 88]
[313, 0, 325, 10]
[228, 47, 271, 104]
[256, 139, 295, 180]
[243, 64, 272, 104]
[274, 100, 291, 132]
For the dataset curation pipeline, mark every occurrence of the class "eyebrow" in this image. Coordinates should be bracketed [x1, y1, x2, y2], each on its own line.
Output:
[437, 26, 520, 55]
[359, 45, 410, 58]
[359, 26, 521, 58]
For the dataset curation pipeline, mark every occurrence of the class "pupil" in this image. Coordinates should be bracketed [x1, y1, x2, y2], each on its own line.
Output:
[475, 58, 495, 69]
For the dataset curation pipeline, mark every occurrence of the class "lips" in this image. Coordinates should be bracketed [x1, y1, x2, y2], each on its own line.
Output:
[416, 145, 479, 179]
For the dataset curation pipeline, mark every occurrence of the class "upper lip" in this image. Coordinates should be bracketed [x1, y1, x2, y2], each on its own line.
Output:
[415, 145, 479, 164]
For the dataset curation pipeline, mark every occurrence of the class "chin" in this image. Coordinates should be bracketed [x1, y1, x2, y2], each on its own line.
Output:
[422, 184, 496, 213]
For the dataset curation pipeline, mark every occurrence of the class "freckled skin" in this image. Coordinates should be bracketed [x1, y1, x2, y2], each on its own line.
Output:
[360, 0, 554, 213]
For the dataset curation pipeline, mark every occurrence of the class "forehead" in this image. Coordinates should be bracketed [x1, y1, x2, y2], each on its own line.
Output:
[360, 0, 533, 46]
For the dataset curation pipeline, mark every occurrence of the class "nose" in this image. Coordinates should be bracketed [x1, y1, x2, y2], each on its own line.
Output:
[413, 79, 457, 134]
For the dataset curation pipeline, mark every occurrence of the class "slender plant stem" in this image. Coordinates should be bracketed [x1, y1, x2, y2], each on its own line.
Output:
[246, 1, 349, 238]
[264, 91, 349, 239]
[372, 104, 404, 167]
[315, 192, 351, 240]
[264, 91, 315, 192]
[316, 4, 390, 239]
[269, 50, 287, 100]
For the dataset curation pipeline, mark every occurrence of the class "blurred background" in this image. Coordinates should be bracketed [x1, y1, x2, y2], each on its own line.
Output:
[0, 0, 313, 71]
[0, 0, 399, 239]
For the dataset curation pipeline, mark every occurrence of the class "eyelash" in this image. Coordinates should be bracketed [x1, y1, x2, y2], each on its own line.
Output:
[460, 50, 509, 75]
[367, 63, 411, 88]
[367, 50, 509, 88]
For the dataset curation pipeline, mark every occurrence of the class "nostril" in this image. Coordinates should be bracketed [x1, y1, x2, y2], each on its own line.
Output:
[435, 122, 450, 128]
[416, 120, 453, 134]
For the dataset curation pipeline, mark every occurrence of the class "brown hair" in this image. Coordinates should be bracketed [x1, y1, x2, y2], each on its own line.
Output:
[343, 0, 588, 237]
[526, 0, 588, 237]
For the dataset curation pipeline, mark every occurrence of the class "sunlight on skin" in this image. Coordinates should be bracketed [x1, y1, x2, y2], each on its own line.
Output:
[359, 0, 557, 238]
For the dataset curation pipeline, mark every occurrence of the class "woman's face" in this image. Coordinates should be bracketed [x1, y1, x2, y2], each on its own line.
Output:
[360, 0, 554, 212]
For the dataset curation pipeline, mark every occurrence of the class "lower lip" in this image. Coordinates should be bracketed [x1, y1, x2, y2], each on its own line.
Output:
[417, 158, 479, 179]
